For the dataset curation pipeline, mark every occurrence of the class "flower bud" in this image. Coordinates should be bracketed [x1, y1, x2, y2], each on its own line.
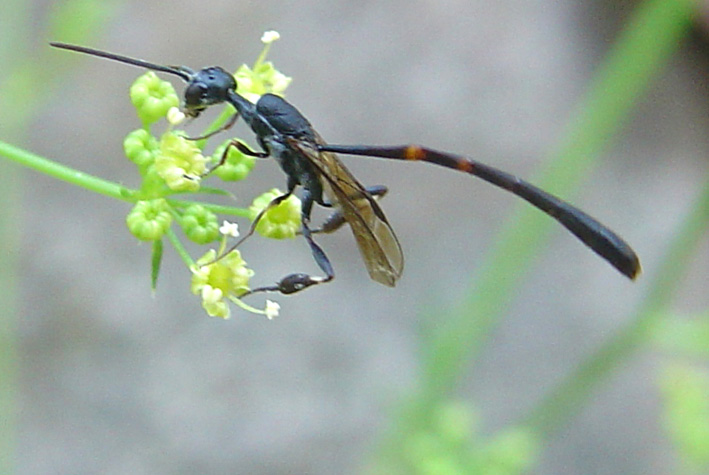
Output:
[124, 129, 159, 171]
[126, 199, 172, 241]
[130, 72, 180, 125]
[181, 204, 219, 244]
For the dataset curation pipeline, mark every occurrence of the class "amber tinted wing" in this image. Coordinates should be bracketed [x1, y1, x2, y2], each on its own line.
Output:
[288, 137, 404, 286]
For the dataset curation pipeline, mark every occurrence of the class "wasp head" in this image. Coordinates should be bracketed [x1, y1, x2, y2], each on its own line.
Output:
[182, 66, 237, 118]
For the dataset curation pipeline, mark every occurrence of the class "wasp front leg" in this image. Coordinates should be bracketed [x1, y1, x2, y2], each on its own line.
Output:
[185, 113, 240, 141]
[204, 139, 270, 176]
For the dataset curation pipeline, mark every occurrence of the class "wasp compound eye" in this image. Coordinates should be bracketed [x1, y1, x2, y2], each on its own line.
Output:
[183, 82, 209, 114]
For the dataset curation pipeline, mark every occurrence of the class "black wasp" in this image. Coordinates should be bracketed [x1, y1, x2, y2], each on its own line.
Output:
[51, 42, 641, 295]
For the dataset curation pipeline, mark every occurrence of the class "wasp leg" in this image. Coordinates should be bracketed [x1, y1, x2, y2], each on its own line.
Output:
[203, 139, 270, 176]
[234, 141, 270, 158]
[245, 189, 335, 295]
[203, 189, 294, 267]
[308, 185, 389, 234]
[184, 113, 240, 141]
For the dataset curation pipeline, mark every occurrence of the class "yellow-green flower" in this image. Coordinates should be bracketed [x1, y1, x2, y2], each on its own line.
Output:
[235, 62, 292, 104]
[154, 132, 207, 192]
[231, 30, 291, 103]
[191, 249, 254, 319]
[249, 189, 302, 239]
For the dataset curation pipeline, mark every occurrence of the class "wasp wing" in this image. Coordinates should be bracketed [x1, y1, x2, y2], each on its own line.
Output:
[289, 137, 404, 286]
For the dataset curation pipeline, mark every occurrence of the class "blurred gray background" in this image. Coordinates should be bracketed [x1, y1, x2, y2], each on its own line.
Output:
[11, 0, 709, 473]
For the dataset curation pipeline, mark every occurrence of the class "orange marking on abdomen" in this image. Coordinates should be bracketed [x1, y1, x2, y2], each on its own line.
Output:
[404, 145, 426, 161]
[457, 160, 474, 172]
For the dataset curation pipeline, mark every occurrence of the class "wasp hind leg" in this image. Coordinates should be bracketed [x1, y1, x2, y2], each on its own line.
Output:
[308, 185, 389, 234]
[244, 189, 335, 295]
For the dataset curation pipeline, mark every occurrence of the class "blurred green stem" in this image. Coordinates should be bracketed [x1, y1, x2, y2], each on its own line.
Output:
[525, 173, 709, 436]
[416, 0, 698, 412]
[0, 1, 33, 472]
[0, 141, 126, 199]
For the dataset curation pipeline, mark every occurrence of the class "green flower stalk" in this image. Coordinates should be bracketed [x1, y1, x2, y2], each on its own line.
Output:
[126, 199, 172, 241]
[138, 164, 172, 198]
[249, 189, 302, 239]
[154, 132, 207, 192]
[130, 71, 180, 126]
[181, 204, 219, 244]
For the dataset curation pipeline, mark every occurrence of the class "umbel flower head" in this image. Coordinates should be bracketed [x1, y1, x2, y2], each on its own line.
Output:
[123, 129, 159, 171]
[181, 205, 220, 244]
[115, 31, 292, 318]
[210, 140, 256, 182]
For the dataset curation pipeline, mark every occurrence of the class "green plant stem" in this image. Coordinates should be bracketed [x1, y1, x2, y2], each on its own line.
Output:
[0, 140, 127, 200]
[167, 199, 252, 218]
[416, 0, 697, 413]
[524, 172, 709, 437]
[0, 140, 253, 221]
[166, 228, 195, 268]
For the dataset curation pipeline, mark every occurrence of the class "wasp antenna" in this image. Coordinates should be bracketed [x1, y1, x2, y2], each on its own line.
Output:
[50, 42, 194, 82]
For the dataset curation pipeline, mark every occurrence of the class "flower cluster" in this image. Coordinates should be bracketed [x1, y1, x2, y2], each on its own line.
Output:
[120, 32, 296, 319]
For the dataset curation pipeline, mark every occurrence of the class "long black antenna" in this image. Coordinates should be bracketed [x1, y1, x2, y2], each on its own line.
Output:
[50, 42, 194, 82]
